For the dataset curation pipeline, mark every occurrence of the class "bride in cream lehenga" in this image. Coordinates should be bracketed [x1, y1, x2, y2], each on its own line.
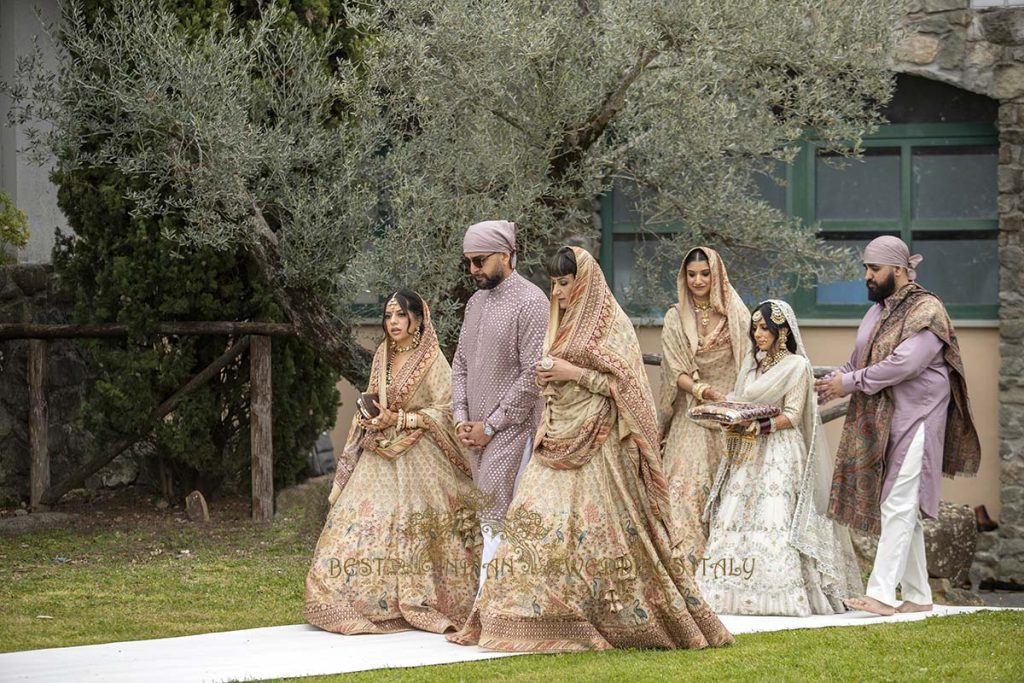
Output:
[447, 247, 734, 652]
[699, 299, 863, 616]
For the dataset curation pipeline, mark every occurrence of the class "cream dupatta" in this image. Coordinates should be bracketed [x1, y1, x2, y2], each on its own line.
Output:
[712, 299, 861, 597]
[657, 246, 750, 434]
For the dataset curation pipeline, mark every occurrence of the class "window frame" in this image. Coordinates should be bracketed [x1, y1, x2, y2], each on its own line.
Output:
[599, 122, 1000, 320]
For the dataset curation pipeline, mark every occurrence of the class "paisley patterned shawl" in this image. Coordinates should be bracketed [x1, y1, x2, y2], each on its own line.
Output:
[828, 283, 981, 535]
[657, 246, 751, 434]
[544, 247, 671, 524]
[334, 297, 471, 490]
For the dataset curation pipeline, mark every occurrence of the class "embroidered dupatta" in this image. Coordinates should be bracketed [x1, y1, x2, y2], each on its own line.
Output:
[333, 299, 471, 492]
[535, 247, 672, 527]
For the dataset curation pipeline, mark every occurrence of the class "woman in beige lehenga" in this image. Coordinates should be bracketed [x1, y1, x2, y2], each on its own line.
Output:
[658, 247, 751, 563]
[304, 289, 481, 635]
[448, 247, 733, 652]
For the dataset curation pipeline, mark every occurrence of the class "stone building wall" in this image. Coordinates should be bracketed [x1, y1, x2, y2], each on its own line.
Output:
[895, 1, 1024, 583]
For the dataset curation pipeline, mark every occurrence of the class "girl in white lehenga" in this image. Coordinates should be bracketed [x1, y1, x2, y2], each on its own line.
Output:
[700, 300, 863, 616]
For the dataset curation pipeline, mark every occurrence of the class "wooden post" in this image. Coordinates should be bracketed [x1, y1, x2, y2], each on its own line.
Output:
[250, 335, 273, 522]
[29, 340, 49, 509]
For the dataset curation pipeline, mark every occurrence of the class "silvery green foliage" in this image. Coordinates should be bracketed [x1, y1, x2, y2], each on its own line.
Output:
[348, 0, 900, 334]
[7, 0, 901, 362]
[6, 0, 377, 306]
[5, 0, 389, 381]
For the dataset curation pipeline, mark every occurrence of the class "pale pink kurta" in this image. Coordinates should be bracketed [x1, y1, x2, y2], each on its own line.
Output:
[452, 270, 549, 528]
[836, 304, 950, 519]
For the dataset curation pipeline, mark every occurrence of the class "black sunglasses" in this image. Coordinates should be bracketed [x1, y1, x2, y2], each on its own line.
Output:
[462, 252, 499, 270]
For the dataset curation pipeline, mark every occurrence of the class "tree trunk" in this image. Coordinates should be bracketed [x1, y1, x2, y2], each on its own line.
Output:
[246, 209, 373, 388]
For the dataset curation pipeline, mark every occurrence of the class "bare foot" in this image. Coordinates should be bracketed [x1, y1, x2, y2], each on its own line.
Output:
[843, 596, 896, 616]
[897, 601, 933, 613]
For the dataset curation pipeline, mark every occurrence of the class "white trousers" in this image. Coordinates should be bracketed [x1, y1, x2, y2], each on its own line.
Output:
[479, 436, 533, 594]
[866, 423, 932, 607]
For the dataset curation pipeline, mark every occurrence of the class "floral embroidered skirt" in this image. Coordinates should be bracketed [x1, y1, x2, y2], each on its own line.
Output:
[304, 443, 482, 634]
[449, 438, 733, 651]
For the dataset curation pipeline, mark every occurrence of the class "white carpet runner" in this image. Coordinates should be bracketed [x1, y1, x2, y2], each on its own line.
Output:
[0, 605, 1004, 682]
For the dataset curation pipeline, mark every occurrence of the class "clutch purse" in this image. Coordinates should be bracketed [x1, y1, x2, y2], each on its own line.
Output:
[687, 401, 780, 426]
[356, 392, 380, 419]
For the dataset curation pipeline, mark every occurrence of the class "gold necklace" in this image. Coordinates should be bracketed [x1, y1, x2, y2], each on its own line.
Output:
[758, 348, 789, 373]
[387, 336, 419, 384]
[393, 340, 417, 353]
[693, 298, 713, 328]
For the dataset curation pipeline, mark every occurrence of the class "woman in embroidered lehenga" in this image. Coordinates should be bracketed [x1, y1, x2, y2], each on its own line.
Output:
[447, 247, 733, 652]
[699, 300, 863, 616]
[658, 247, 751, 564]
[304, 290, 482, 634]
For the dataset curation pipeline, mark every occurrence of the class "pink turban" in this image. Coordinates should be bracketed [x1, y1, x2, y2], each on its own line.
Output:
[463, 220, 517, 267]
[862, 236, 923, 282]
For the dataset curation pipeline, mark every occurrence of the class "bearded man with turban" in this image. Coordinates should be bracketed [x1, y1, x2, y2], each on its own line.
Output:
[816, 236, 981, 616]
[452, 220, 549, 592]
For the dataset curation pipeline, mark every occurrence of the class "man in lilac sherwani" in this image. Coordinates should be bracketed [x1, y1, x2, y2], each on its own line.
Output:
[452, 220, 548, 591]
[816, 236, 980, 616]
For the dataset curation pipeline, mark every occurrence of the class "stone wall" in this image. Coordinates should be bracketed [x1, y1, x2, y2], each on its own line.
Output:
[0, 265, 131, 507]
[895, 1, 1024, 583]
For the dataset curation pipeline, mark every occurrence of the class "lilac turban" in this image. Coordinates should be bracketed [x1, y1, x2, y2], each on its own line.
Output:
[862, 236, 923, 282]
[463, 220, 517, 267]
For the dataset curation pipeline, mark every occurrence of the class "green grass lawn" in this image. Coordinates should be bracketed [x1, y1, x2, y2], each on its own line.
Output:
[2, 499, 1022, 682]
[277, 611, 1024, 682]
[0, 504, 312, 651]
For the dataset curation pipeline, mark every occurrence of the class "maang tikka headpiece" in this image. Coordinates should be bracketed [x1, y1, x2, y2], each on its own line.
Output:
[753, 302, 787, 326]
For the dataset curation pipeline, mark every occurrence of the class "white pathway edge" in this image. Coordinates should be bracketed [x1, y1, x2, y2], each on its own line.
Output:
[0, 605, 1009, 683]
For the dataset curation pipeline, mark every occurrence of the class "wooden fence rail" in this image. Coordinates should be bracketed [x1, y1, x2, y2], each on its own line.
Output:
[0, 322, 294, 522]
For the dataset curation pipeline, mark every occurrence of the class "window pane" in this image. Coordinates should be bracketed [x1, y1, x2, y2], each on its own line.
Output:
[814, 233, 895, 306]
[912, 232, 998, 306]
[753, 159, 787, 213]
[611, 235, 673, 313]
[816, 148, 901, 221]
[612, 179, 644, 225]
[884, 74, 998, 124]
[912, 146, 997, 220]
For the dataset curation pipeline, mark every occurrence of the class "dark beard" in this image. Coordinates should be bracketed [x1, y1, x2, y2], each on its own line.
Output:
[867, 272, 896, 302]
[475, 271, 506, 290]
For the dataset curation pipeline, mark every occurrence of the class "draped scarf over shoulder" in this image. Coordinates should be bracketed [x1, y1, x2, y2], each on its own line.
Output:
[540, 247, 671, 526]
[336, 298, 471, 487]
[828, 283, 981, 535]
[657, 246, 750, 432]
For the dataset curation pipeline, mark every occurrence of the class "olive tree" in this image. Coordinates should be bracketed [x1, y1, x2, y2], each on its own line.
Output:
[6, 0, 902, 382]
